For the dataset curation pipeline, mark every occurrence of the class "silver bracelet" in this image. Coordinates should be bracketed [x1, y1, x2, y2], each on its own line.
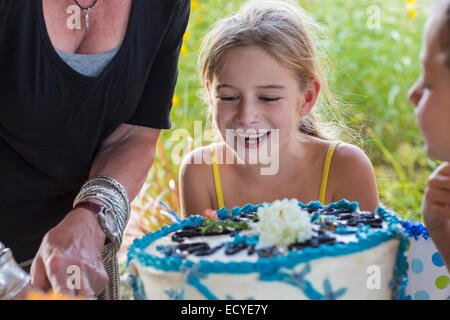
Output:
[77, 187, 128, 230]
[74, 180, 130, 223]
[75, 189, 118, 215]
[73, 177, 131, 260]
[75, 176, 130, 214]
[76, 186, 125, 217]
[74, 177, 130, 224]
[0, 246, 30, 300]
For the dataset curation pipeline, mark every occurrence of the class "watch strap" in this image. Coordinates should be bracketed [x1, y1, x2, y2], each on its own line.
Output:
[73, 201, 114, 244]
[74, 201, 107, 214]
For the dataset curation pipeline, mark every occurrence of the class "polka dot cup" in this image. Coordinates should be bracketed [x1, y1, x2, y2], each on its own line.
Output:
[405, 234, 450, 300]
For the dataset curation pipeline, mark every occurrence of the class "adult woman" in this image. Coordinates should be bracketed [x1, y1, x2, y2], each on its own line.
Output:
[0, 0, 190, 299]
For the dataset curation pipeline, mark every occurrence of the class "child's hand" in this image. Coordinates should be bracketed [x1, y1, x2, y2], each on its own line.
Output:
[422, 162, 450, 231]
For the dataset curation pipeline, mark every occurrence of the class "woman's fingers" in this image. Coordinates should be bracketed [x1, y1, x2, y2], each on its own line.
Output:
[27, 208, 110, 299]
[45, 254, 78, 297]
[46, 253, 108, 299]
[31, 245, 108, 299]
[78, 266, 108, 299]
[30, 256, 50, 292]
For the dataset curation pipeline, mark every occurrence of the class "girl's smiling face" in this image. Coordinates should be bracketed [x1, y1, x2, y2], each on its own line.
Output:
[207, 46, 319, 159]
[409, 6, 450, 161]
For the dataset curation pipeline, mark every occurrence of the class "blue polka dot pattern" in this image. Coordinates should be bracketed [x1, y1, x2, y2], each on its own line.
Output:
[432, 252, 445, 267]
[411, 259, 424, 274]
[405, 226, 450, 300]
[414, 290, 430, 300]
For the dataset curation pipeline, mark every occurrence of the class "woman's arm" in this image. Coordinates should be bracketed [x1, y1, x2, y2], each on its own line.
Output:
[31, 124, 160, 298]
[89, 124, 160, 200]
[329, 143, 380, 212]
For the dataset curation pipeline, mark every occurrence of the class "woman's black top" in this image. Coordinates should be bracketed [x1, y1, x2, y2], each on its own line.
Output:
[0, 0, 190, 263]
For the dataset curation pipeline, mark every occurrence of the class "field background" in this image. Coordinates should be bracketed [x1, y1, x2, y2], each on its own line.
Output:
[119, 0, 436, 290]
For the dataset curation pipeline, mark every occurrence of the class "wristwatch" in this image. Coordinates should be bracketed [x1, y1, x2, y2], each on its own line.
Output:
[74, 201, 119, 243]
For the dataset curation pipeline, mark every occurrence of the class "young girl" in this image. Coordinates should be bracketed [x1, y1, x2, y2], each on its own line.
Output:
[180, 0, 379, 218]
[409, 0, 450, 273]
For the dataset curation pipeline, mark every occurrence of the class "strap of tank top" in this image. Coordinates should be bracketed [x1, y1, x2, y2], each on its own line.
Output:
[211, 146, 225, 209]
[319, 141, 340, 205]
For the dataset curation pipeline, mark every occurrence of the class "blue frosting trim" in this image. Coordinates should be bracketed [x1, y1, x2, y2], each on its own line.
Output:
[376, 207, 410, 300]
[229, 233, 259, 246]
[259, 263, 347, 300]
[183, 264, 218, 300]
[400, 219, 430, 240]
[128, 200, 409, 300]
[164, 287, 185, 300]
[128, 274, 148, 300]
[334, 226, 359, 234]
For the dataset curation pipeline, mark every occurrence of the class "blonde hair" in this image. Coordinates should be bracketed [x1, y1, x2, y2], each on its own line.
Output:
[199, 0, 344, 140]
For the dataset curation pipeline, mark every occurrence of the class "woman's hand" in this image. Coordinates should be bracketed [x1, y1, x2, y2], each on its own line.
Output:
[422, 162, 450, 231]
[30, 208, 108, 299]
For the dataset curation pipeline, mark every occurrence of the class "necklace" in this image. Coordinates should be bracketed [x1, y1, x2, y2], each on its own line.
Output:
[73, 0, 99, 29]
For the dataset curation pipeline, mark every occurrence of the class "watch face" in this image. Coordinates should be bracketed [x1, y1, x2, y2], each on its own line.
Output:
[104, 212, 119, 238]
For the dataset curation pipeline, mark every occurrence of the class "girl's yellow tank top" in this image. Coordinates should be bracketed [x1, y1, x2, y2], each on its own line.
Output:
[211, 141, 340, 209]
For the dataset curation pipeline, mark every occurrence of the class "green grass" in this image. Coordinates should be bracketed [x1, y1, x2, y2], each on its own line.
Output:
[138, 0, 438, 232]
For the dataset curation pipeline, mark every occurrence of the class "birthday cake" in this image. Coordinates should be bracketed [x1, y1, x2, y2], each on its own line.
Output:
[127, 199, 412, 300]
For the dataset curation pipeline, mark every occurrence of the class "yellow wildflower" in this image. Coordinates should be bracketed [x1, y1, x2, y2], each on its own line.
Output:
[180, 43, 188, 56]
[173, 94, 180, 108]
[183, 31, 190, 42]
[406, 1, 417, 19]
[407, 7, 417, 19]
[191, 1, 199, 10]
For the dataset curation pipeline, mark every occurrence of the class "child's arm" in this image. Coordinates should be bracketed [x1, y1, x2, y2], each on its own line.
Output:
[422, 162, 450, 273]
[179, 148, 215, 219]
[329, 143, 379, 212]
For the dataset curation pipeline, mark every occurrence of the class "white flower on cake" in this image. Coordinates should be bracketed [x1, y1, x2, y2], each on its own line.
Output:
[254, 199, 314, 248]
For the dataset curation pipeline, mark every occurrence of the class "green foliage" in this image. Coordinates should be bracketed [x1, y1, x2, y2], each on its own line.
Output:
[199, 218, 250, 235]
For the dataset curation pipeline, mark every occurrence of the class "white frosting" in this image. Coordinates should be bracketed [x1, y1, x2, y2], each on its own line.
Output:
[128, 239, 399, 300]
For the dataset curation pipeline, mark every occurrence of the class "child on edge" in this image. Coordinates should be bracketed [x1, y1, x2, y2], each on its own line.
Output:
[409, 0, 450, 273]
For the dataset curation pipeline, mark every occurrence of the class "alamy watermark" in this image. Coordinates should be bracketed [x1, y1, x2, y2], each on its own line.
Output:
[366, 5, 382, 30]
[66, 5, 82, 30]
[366, 265, 381, 290]
[66, 265, 81, 290]
[171, 121, 280, 175]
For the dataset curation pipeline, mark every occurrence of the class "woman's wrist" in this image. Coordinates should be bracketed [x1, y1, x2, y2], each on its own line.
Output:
[68, 207, 107, 246]
[73, 176, 131, 261]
